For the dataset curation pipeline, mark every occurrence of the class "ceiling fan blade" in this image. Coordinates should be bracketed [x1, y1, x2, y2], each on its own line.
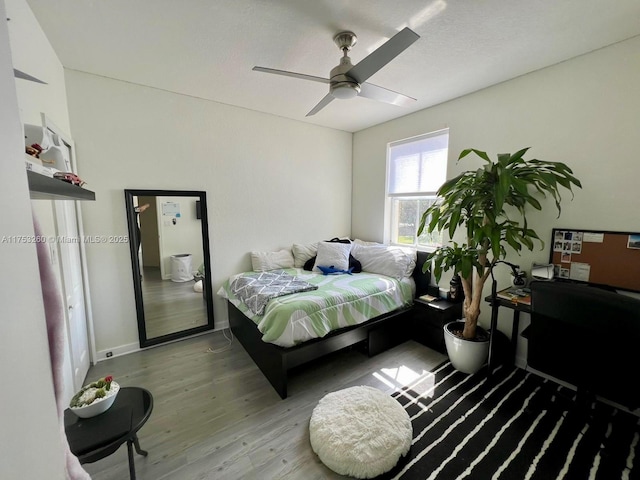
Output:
[346, 27, 419, 84]
[13, 68, 47, 84]
[306, 93, 335, 116]
[358, 82, 416, 107]
[252, 66, 330, 84]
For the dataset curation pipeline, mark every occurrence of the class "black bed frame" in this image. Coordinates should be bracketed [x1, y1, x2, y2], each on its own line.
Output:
[229, 302, 412, 398]
[228, 251, 432, 399]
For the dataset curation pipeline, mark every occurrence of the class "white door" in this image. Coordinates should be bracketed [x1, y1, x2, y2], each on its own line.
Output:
[55, 200, 90, 391]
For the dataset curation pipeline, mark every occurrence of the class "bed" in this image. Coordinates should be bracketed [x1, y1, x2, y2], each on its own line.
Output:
[218, 241, 432, 399]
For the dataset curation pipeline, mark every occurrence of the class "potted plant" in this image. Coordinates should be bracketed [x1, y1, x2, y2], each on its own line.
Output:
[418, 147, 581, 372]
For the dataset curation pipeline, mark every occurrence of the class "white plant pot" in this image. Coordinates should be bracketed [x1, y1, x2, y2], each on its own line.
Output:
[443, 321, 490, 374]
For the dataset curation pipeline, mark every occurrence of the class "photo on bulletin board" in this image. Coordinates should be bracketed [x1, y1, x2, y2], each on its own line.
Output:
[629, 235, 640, 249]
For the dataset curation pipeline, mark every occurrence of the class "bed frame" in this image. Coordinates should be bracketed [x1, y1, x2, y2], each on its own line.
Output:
[229, 302, 413, 398]
[228, 251, 432, 399]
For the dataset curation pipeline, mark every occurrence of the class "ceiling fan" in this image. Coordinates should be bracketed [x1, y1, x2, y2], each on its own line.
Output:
[253, 27, 420, 116]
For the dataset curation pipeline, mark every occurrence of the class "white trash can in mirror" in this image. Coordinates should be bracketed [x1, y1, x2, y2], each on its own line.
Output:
[171, 253, 193, 282]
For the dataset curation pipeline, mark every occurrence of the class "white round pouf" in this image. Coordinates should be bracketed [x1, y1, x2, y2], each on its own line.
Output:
[309, 386, 412, 478]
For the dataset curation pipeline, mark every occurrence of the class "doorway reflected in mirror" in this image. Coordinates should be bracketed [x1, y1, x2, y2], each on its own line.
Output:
[125, 189, 214, 347]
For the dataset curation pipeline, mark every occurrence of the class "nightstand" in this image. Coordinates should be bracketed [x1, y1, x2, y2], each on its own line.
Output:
[412, 298, 463, 353]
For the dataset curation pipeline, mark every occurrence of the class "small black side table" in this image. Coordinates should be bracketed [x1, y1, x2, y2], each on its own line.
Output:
[64, 387, 154, 480]
[412, 298, 463, 353]
[485, 290, 531, 375]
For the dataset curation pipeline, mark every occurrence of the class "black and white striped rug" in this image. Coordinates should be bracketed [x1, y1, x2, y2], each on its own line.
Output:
[381, 361, 640, 480]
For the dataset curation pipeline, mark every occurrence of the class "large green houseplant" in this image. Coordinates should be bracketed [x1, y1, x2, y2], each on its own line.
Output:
[418, 147, 581, 341]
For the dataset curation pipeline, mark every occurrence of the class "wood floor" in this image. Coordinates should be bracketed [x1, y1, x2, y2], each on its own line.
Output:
[81, 332, 446, 479]
[142, 267, 208, 339]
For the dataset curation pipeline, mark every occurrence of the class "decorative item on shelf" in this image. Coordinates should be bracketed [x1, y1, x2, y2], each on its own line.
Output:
[448, 274, 464, 303]
[69, 375, 120, 418]
[418, 147, 581, 374]
[26, 143, 44, 159]
[53, 171, 86, 187]
[24, 124, 71, 172]
[508, 263, 527, 287]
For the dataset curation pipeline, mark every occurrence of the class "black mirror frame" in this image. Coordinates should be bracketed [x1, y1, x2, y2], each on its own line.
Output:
[124, 189, 214, 347]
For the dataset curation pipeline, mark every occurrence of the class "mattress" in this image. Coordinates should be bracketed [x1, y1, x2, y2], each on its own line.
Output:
[218, 268, 415, 347]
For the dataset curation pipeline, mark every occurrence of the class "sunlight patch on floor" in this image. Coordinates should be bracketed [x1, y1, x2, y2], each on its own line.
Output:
[373, 365, 436, 397]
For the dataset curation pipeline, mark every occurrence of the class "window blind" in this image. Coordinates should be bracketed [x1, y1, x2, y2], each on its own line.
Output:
[388, 130, 448, 195]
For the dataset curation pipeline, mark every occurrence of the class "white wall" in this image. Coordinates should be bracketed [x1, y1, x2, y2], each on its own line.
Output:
[6, 0, 70, 133]
[6, 0, 81, 403]
[352, 36, 640, 365]
[64, 70, 353, 357]
[0, 0, 65, 477]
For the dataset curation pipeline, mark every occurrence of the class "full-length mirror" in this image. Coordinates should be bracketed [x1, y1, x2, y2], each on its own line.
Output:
[125, 189, 214, 347]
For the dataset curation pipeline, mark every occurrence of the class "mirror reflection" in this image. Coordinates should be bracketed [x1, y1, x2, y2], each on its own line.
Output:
[125, 190, 214, 347]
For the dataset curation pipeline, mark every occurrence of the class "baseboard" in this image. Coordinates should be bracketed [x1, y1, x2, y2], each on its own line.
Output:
[214, 320, 230, 331]
[95, 328, 224, 363]
[95, 342, 140, 362]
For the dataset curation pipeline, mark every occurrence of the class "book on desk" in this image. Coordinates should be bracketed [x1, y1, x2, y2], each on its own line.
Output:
[418, 294, 438, 303]
[417, 294, 453, 310]
[496, 287, 531, 306]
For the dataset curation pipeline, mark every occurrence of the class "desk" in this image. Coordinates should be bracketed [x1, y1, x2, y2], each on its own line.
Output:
[64, 387, 153, 480]
[485, 289, 531, 375]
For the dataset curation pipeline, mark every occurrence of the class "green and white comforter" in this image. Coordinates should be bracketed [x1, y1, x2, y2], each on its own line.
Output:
[218, 268, 415, 347]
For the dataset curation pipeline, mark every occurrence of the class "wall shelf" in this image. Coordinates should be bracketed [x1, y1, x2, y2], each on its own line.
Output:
[27, 170, 95, 201]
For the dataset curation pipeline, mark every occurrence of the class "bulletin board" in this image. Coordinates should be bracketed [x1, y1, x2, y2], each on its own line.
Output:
[549, 229, 640, 293]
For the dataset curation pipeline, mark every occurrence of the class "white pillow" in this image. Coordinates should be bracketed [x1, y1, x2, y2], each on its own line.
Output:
[351, 244, 416, 280]
[292, 243, 318, 268]
[353, 238, 382, 246]
[250, 249, 295, 272]
[313, 241, 352, 273]
[400, 247, 418, 276]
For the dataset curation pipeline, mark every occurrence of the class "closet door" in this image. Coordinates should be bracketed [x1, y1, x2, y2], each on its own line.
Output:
[55, 200, 90, 391]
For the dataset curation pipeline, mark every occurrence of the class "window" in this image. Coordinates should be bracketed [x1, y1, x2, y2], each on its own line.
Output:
[386, 129, 449, 249]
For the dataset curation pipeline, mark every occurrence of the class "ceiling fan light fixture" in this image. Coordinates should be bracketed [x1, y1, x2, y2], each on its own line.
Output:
[330, 81, 360, 100]
[255, 27, 419, 115]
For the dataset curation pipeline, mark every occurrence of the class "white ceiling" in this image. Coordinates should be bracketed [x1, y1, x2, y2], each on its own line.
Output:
[24, 0, 640, 133]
